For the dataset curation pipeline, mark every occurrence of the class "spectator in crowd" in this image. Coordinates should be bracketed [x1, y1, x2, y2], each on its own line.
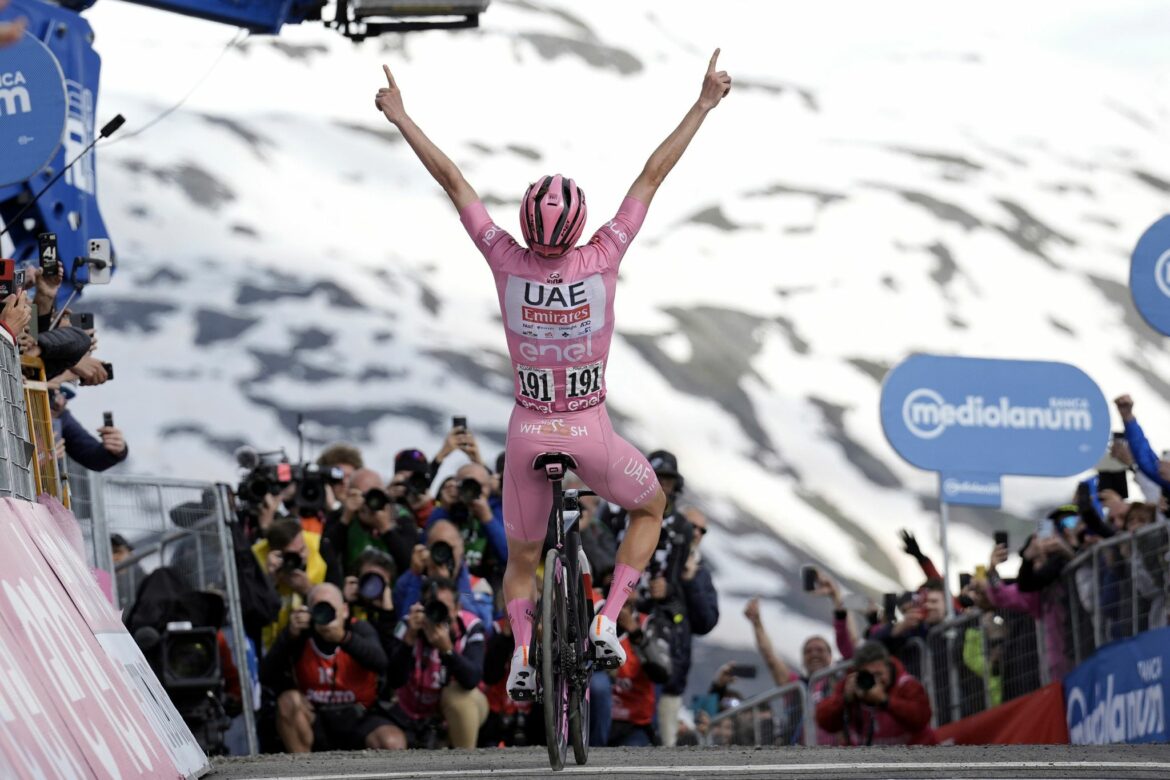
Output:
[982, 527, 1072, 681]
[253, 518, 336, 651]
[815, 640, 935, 746]
[608, 601, 672, 747]
[324, 467, 417, 577]
[600, 450, 719, 747]
[868, 579, 947, 654]
[48, 387, 128, 472]
[0, 0, 26, 46]
[744, 571, 854, 746]
[316, 443, 364, 506]
[394, 519, 494, 630]
[1115, 394, 1170, 497]
[260, 583, 402, 752]
[480, 611, 539, 748]
[386, 577, 487, 749]
[111, 533, 146, 613]
[427, 462, 508, 591]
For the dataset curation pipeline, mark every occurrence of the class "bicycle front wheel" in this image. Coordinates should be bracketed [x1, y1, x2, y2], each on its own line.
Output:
[542, 548, 569, 771]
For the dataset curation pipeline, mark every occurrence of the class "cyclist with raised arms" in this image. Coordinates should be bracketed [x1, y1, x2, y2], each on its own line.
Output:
[375, 50, 732, 700]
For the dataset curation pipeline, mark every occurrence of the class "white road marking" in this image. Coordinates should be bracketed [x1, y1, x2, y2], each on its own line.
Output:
[240, 761, 1170, 780]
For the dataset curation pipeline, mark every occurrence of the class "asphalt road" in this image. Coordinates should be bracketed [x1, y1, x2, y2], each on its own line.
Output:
[210, 745, 1170, 779]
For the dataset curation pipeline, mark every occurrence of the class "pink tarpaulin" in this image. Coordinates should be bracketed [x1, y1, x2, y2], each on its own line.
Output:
[0, 499, 209, 779]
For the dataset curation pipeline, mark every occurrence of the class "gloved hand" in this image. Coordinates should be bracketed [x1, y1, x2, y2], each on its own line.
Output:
[900, 529, 925, 562]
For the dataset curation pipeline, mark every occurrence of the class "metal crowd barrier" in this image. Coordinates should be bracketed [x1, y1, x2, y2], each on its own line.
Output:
[1062, 521, 1170, 666]
[703, 680, 808, 747]
[73, 470, 258, 756]
[0, 334, 36, 501]
[804, 660, 851, 746]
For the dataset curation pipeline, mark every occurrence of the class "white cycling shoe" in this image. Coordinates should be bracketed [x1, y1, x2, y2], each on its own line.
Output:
[507, 645, 537, 701]
[589, 614, 626, 669]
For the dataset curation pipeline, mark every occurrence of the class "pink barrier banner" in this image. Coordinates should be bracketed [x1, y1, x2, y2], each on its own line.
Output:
[0, 500, 209, 779]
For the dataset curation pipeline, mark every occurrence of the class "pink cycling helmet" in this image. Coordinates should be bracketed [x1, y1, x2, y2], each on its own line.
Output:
[519, 174, 587, 257]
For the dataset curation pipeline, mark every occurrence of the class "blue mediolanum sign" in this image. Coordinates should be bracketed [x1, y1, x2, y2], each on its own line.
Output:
[939, 472, 1002, 507]
[1064, 627, 1168, 745]
[880, 355, 1109, 492]
[1131, 216, 1170, 337]
[0, 31, 68, 188]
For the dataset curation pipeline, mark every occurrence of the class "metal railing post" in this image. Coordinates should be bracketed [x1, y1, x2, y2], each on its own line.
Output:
[978, 616, 993, 710]
[1034, 611, 1050, 686]
[946, 626, 961, 723]
[1092, 547, 1102, 649]
[216, 483, 258, 756]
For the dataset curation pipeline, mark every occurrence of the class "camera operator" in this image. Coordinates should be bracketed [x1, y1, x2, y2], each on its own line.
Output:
[389, 449, 438, 528]
[252, 518, 338, 652]
[609, 600, 672, 747]
[815, 640, 935, 746]
[601, 451, 718, 747]
[261, 583, 403, 752]
[868, 579, 947, 655]
[393, 520, 494, 630]
[325, 468, 417, 578]
[386, 577, 488, 749]
[427, 462, 508, 591]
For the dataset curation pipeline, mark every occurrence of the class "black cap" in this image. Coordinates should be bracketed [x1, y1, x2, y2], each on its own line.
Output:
[395, 448, 429, 475]
[110, 533, 133, 551]
[647, 450, 680, 478]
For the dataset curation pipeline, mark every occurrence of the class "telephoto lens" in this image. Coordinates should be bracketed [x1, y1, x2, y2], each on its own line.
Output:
[364, 488, 390, 512]
[358, 572, 386, 602]
[429, 540, 454, 569]
[424, 598, 449, 625]
[280, 551, 305, 573]
[311, 601, 337, 626]
[856, 670, 876, 692]
[457, 477, 482, 504]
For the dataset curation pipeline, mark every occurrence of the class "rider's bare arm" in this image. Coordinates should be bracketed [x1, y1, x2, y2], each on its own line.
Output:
[626, 48, 732, 207]
[375, 64, 479, 212]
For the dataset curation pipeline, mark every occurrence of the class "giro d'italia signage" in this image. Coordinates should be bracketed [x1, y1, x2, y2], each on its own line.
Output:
[880, 354, 1109, 508]
[1130, 216, 1170, 337]
[0, 32, 68, 188]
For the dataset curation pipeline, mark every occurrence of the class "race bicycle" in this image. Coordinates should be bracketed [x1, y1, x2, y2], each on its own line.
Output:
[530, 452, 615, 771]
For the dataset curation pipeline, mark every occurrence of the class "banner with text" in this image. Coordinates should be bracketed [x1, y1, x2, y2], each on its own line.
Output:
[1130, 216, 1170, 337]
[881, 354, 1109, 507]
[1064, 626, 1168, 745]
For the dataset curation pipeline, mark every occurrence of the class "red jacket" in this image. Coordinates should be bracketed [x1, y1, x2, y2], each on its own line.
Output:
[815, 657, 936, 746]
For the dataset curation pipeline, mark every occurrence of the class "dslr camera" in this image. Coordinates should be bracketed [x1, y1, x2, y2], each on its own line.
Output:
[278, 550, 307, 576]
[456, 477, 484, 506]
[856, 669, 877, 692]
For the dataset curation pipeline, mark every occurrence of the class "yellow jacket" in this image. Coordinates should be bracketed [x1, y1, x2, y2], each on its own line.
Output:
[252, 530, 327, 651]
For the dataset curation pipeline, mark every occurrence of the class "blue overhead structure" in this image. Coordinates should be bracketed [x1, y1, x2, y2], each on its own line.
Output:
[0, 0, 487, 300]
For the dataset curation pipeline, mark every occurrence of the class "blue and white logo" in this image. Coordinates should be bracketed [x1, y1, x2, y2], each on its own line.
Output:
[881, 355, 1109, 486]
[0, 32, 68, 187]
[1065, 627, 1169, 745]
[1131, 216, 1170, 337]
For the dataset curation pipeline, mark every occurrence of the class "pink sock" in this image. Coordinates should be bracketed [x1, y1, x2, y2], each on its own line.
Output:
[507, 599, 536, 649]
[601, 564, 641, 622]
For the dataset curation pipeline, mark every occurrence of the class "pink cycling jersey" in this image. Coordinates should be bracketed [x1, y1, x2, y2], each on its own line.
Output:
[460, 196, 660, 541]
[461, 196, 647, 414]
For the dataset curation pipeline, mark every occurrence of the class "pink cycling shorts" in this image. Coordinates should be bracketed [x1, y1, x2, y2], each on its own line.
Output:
[503, 403, 661, 542]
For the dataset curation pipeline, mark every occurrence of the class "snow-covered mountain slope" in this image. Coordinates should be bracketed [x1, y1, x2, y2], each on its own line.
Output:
[49, 0, 1170, 665]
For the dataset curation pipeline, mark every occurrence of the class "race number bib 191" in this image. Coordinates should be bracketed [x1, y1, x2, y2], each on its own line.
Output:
[517, 365, 553, 403]
[565, 361, 604, 398]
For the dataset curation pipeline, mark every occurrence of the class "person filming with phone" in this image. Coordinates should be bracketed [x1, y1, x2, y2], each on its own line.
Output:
[815, 640, 935, 746]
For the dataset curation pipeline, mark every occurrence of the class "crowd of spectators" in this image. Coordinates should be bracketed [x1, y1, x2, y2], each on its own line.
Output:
[104, 386, 1169, 753]
[130, 424, 721, 754]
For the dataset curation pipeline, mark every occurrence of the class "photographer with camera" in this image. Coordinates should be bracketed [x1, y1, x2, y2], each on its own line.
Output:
[343, 548, 401, 660]
[316, 443, 364, 508]
[602, 451, 718, 747]
[261, 583, 403, 752]
[426, 462, 508, 592]
[324, 468, 418, 578]
[252, 518, 337, 652]
[393, 520, 494, 630]
[386, 577, 488, 749]
[815, 640, 935, 746]
[389, 448, 438, 528]
[609, 600, 673, 747]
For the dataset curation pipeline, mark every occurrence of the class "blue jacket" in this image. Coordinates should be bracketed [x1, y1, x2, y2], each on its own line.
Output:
[662, 564, 720, 695]
[60, 409, 127, 472]
[393, 565, 494, 632]
[1124, 418, 1170, 491]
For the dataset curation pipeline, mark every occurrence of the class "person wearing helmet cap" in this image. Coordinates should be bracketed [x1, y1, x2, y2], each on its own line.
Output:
[375, 49, 732, 699]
